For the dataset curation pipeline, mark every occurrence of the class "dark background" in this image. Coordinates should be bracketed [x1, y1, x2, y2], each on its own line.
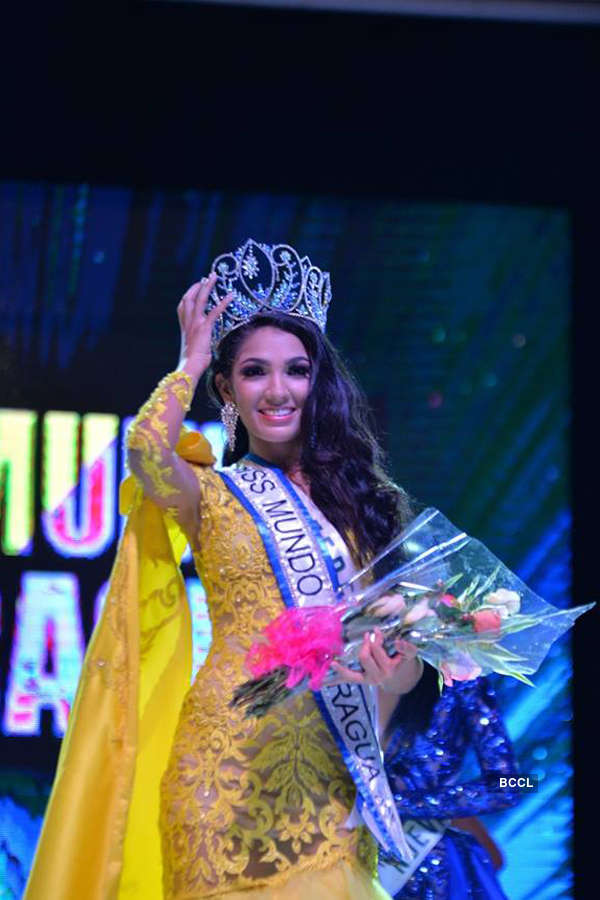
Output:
[2, 1, 598, 895]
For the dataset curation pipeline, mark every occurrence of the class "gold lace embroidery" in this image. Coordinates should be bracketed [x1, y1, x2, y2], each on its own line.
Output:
[126, 371, 193, 460]
[170, 373, 194, 411]
[127, 372, 194, 449]
[159, 465, 377, 898]
[138, 454, 175, 499]
[126, 371, 195, 504]
[127, 417, 168, 460]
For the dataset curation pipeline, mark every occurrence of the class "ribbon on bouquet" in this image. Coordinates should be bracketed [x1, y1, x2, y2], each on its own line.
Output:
[219, 454, 412, 862]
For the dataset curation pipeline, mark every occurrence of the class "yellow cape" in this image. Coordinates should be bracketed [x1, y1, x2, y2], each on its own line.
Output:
[24, 432, 215, 900]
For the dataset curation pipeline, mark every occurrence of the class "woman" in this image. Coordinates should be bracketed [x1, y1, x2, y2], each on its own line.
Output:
[25, 243, 423, 899]
[379, 662, 521, 900]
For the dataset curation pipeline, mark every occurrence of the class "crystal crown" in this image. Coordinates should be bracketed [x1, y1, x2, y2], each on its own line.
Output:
[207, 239, 332, 350]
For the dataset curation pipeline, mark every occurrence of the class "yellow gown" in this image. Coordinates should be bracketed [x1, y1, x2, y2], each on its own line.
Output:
[24, 430, 390, 900]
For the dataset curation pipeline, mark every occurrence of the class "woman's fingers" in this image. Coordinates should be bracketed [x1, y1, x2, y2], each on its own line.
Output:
[187, 274, 234, 324]
[359, 633, 383, 681]
[181, 281, 204, 303]
[394, 638, 418, 660]
[361, 630, 415, 684]
[206, 290, 235, 325]
[330, 631, 420, 689]
[366, 629, 395, 669]
[178, 281, 204, 328]
[176, 274, 233, 367]
[330, 661, 366, 684]
[179, 275, 213, 317]
[357, 631, 390, 685]
[195, 272, 217, 312]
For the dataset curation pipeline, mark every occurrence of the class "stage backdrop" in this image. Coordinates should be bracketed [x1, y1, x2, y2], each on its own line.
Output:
[0, 180, 571, 898]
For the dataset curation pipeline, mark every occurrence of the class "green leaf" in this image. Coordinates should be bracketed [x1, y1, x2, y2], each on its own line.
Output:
[472, 565, 502, 600]
[467, 645, 526, 668]
[497, 615, 539, 635]
[441, 573, 464, 592]
[482, 657, 535, 685]
[510, 671, 536, 687]
[456, 575, 482, 610]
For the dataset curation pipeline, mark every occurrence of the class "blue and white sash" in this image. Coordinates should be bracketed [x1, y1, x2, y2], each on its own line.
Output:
[219, 454, 412, 862]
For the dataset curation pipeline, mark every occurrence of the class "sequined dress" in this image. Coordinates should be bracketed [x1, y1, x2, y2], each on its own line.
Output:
[383, 676, 520, 899]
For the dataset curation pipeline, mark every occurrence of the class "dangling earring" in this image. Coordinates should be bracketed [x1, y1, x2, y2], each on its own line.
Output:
[221, 401, 239, 453]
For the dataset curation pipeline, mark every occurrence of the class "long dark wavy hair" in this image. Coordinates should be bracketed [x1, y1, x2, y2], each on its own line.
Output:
[206, 311, 413, 565]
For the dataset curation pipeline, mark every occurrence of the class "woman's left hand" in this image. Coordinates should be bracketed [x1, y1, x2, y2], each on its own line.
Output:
[330, 628, 422, 694]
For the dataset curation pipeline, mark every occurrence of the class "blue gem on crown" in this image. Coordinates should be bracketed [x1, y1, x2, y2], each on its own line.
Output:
[208, 239, 332, 350]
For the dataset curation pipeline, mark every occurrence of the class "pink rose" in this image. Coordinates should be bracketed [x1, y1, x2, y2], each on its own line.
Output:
[370, 593, 407, 618]
[440, 653, 482, 687]
[438, 593, 457, 607]
[471, 609, 502, 634]
[404, 597, 435, 626]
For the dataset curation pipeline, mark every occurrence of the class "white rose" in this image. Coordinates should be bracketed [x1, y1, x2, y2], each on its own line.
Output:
[483, 588, 521, 618]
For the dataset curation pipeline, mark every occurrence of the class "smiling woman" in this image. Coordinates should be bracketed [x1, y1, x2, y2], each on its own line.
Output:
[207, 309, 413, 564]
[24, 242, 418, 900]
[214, 326, 312, 468]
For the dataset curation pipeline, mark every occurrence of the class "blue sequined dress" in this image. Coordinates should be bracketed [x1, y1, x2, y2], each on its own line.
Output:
[382, 674, 521, 899]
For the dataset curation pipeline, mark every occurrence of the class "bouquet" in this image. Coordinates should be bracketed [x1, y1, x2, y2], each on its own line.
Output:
[230, 508, 594, 718]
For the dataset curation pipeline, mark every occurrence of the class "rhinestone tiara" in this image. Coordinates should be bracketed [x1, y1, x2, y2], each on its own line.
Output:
[207, 239, 332, 350]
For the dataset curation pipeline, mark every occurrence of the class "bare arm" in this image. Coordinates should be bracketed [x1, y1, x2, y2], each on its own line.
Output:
[126, 274, 233, 530]
[330, 628, 423, 739]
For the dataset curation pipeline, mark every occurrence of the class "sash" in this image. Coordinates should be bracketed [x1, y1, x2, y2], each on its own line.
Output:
[219, 455, 412, 862]
[378, 818, 448, 893]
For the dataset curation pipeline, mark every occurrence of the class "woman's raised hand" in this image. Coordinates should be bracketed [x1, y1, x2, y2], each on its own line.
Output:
[177, 273, 234, 376]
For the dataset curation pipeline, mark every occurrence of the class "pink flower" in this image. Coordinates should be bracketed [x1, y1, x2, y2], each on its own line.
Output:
[245, 606, 344, 691]
[370, 593, 407, 617]
[471, 609, 502, 634]
[404, 597, 436, 625]
[440, 653, 482, 687]
[438, 593, 457, 607]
